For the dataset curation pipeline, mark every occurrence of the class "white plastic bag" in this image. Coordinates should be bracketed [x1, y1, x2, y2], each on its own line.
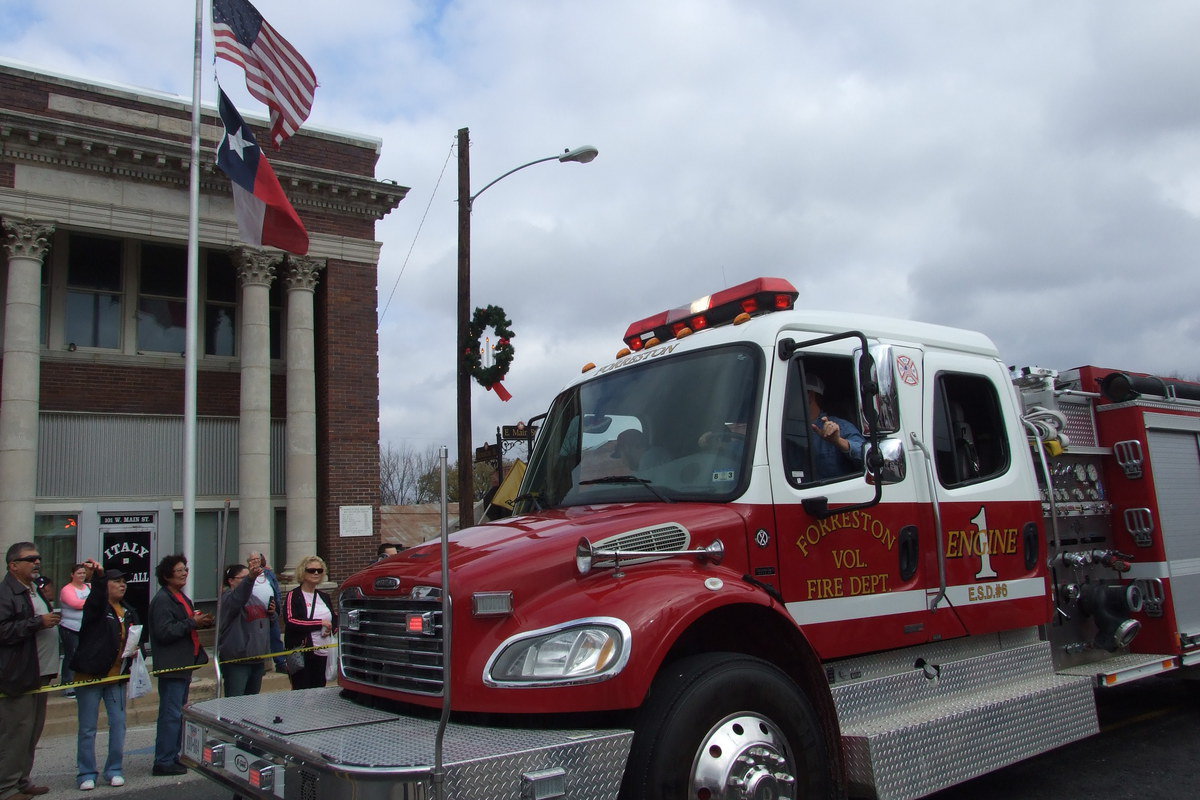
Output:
[127, 651, 152, 700]
[324, 634, 339, 682]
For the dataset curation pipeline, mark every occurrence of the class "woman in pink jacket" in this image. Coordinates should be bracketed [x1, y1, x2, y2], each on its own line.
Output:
[58, 563, 90, 695]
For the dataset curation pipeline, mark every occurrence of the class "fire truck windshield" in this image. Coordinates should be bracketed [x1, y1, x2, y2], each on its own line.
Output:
[517, 344, 762, 510]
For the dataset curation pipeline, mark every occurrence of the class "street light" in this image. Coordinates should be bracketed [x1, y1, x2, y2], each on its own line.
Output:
[456, 128, 598, 529]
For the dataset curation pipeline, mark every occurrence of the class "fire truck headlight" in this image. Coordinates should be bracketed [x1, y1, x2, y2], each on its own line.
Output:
[485, 617, 631, 686]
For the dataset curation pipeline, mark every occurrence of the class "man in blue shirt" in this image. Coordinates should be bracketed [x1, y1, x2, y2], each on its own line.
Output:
[806, 374, 866, 480]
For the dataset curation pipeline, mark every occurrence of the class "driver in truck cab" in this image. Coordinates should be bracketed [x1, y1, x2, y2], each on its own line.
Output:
[800, 372, 866, 481]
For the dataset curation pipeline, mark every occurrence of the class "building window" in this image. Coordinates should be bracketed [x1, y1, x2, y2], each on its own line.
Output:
[138, 243, 187, 353]
[34, 513, 79, 590]
[206, 251, 237, 356]
[66, 234, 122, 349]
[55, 233, 280, 361]
[181, 509, 240, 602]
[269, 278, 283, 360]
[40, 257, 50, 346]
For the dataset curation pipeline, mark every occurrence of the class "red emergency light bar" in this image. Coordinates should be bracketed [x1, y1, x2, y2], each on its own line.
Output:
[623, 277, 798, 351]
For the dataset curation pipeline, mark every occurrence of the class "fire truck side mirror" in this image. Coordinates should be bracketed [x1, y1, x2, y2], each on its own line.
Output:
[858, 352, 880, 432]
[865, 438, 906, 485]
[864, 344, 902, 436]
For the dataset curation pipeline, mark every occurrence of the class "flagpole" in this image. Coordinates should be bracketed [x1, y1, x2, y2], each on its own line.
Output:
[183, 0, 204, 594]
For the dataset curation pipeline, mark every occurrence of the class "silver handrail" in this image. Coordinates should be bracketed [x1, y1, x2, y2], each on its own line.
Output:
[909, 432, 948, 609]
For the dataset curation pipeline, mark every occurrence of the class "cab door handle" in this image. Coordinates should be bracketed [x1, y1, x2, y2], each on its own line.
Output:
[898, 525, 919, 582]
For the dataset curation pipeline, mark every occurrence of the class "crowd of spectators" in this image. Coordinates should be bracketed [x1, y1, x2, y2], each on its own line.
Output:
[1, 543, 350, 796]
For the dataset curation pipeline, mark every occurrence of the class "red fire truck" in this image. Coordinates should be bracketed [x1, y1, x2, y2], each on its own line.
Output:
[184, 277, 1200, 800]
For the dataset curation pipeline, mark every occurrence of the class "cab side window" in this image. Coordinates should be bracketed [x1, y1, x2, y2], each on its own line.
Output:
[932, 373, 1009, 487]
[782, 356, 866, 486]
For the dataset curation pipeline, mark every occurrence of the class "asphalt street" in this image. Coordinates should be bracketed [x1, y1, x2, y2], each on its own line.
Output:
[27, 722, 218, 800]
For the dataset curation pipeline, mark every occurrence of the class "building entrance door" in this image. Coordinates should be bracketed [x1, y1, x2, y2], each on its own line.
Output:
[99, 513, 156, 630]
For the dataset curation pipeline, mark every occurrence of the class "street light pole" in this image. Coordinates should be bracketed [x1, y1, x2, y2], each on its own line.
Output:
[456, 128, 473, 530]
[455, 128, 598, 529]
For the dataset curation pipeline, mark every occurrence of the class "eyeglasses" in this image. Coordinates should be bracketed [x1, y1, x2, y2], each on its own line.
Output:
[172, 567, 190, 574]
[304, 567, 325, 575]
[12, 555, 42, 563]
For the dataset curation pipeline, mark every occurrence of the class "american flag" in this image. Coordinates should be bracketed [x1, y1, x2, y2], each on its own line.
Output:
[212, 0, 317, 148]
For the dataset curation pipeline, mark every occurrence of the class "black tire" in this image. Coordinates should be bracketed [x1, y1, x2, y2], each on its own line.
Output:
[620, 653, 831, 800]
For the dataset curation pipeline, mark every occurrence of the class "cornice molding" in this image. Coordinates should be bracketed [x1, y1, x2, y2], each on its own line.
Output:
[0, 108, 408, 221]
[0, 186, 385, 265]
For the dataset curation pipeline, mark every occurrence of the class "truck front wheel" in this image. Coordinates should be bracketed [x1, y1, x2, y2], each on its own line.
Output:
[620, 653, 831, 800]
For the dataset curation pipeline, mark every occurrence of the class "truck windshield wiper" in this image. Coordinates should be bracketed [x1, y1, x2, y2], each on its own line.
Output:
[578, 475, 674, 503]
[512, 492, 545, 511]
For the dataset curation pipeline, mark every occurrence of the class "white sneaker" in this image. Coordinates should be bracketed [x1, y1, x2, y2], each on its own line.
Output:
[79, 779, 95, 791]
[109, 776, 125, 787]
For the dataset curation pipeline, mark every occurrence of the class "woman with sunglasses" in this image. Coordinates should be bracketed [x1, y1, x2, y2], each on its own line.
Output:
[284, 556, 335, 690]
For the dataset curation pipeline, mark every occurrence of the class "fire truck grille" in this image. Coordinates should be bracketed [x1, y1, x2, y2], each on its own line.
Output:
[595, 523, 690, 553]
[338, 595, 445, 696]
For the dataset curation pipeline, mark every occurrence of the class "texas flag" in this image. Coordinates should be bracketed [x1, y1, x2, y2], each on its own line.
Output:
[215, 86, 309, 254]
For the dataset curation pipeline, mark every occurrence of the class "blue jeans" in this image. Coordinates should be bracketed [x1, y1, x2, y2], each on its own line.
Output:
[222, 661, 265, 697]
[153, 677, 190, 768]
[76, 682, 126, 785]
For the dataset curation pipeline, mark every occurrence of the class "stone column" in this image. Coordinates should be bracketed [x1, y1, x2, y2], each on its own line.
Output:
[0, 218, 54, 554]
[234, 247, 278, 562]
[283, 255, 324, 577]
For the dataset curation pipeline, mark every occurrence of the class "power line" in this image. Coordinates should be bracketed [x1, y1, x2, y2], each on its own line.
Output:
[379, 138, 454, 323]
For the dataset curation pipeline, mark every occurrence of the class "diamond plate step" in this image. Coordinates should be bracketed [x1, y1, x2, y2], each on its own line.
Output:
[1057, 652, 1178, 687]
[832, 639, 1099, 800]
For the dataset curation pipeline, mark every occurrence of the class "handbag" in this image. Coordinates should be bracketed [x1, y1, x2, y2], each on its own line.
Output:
[283, 650, 305, 675]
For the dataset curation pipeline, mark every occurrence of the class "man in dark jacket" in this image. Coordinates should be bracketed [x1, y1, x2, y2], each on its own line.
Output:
[0, 542, 60, 800]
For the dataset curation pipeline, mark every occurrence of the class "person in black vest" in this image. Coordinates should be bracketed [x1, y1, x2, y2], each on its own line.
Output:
[0, 542, 60, 800]
[71, 560, 139, 790]
[147, 555, 212, 776]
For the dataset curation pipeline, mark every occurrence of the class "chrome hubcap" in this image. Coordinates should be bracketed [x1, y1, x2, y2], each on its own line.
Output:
[691, 713, 797, 800]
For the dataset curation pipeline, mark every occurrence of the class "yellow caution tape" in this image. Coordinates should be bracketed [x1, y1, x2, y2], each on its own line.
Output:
[0, 643, 338, 697]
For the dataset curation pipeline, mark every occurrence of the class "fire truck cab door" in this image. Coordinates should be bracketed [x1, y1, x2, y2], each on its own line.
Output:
[920, 350, 1047, 636]
[769, 337, 952, 659]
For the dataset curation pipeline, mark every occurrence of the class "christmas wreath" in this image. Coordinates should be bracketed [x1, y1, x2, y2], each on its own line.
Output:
[465, 305, 515, 401]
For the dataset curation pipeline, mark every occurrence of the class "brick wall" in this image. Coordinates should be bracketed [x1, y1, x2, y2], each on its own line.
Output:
[315, 257, 381, 580]
[38, 361, 286, 417]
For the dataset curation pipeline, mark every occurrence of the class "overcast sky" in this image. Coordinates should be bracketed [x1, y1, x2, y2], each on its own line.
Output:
[7, 1, 1200, 455]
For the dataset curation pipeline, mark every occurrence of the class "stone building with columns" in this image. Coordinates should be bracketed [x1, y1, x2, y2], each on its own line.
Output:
[0, 60, 405, 613]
